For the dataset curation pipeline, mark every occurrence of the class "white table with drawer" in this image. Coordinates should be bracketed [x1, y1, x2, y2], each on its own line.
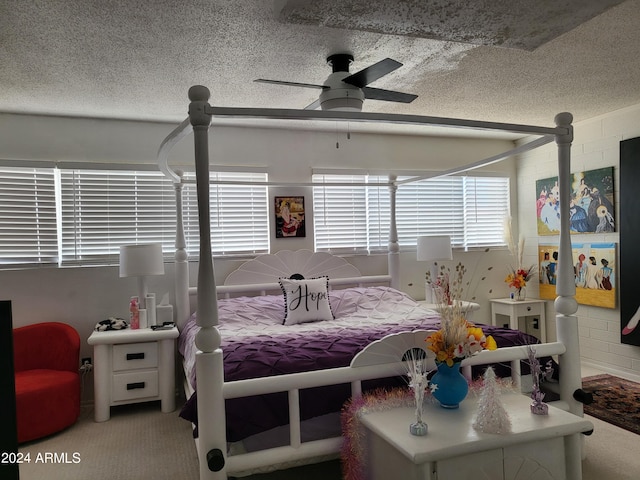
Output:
[88, 327, 179, 422]
[360, 392, 593, 480]
[490, 298, 547, 342]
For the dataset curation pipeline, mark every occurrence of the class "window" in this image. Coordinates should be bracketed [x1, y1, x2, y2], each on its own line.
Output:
[59, 169, 177, 265]
[181, 171, 269, 256]
[0, 165, 268, 268]
[313, 173, 509, 252]
[0, 167, 58, 265]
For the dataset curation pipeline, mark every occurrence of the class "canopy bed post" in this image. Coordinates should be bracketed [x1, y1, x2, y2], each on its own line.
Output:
[553, 112, 583, 478]
[388, 175, 400, 289]
[188, 86, 227, 479]
[173, 171, 190, 326]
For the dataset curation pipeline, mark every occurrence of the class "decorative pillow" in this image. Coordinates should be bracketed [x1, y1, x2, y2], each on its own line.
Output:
[279, 276, 334, 325]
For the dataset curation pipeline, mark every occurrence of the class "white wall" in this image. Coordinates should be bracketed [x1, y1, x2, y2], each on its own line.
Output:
[1, 112, 520, 401]
[516, 105, 640, 381]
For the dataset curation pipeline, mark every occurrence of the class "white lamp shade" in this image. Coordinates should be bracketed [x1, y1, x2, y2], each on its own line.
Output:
[119, 244, 165, 278]
[416, 235, 453, 262]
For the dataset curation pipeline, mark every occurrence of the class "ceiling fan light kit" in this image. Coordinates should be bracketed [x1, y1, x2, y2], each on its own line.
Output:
[319, 71, 365, 111]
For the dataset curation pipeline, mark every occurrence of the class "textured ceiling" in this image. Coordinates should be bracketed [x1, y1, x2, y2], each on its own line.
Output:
[1, 0, 639, 132]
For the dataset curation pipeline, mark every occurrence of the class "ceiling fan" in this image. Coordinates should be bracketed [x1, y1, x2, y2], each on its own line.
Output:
[255, 53, 418, 111]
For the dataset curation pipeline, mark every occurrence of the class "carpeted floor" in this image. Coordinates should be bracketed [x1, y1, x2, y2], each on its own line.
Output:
[582, 374, 640, 435]
[15, 379, 640, 480]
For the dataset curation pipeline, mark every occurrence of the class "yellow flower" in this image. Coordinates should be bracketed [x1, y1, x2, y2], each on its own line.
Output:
[484, 335, 497, 350]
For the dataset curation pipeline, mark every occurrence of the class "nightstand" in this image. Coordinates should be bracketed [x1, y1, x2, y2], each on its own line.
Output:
[87, 327, 179, 422]
[490, 298, 546, 342]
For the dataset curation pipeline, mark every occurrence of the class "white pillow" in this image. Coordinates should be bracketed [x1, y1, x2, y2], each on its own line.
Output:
[279, 276, 334, 325]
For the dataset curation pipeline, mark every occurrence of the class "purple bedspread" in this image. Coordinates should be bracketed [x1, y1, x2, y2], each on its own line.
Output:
[178, 286, 541, 442]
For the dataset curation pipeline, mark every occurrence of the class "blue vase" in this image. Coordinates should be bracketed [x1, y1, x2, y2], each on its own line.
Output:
[430, 361, 469, 409]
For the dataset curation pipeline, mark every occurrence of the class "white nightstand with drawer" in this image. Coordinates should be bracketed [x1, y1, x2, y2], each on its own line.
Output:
[490, 298, 547, 342]
[88, 327, 179, 422]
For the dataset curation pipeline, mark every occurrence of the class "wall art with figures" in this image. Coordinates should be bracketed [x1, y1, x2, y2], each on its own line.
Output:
[535, 166, 615, 236]
[538, 242, 616, 309]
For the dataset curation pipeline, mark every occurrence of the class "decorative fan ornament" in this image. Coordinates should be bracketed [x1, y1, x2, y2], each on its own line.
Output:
[224, 249, 361, 285]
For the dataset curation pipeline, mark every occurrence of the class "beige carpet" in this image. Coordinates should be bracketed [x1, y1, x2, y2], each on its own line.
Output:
[17, 398, 639, 480]
[18, 402, 199, 480]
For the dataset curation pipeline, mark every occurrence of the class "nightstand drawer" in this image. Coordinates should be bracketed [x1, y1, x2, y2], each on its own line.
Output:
[113, 342, 158, 371]
[512, 303, 542, 317]
[112, 371, 159, 401]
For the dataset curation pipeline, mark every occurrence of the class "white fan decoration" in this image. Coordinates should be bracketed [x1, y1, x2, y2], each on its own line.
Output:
[224, 249, 361, 285]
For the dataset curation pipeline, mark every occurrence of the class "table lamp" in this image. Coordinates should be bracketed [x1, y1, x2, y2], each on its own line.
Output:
[119, 243, 165, 309]
[417, 235, 452, 303]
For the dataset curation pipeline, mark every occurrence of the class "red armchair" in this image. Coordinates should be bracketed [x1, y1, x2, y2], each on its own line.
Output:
[13, 322, 81, 443]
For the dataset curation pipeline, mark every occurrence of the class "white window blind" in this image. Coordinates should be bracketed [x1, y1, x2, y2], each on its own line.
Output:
[60, 169, 269, 264]
[0, 167, 58, 265]
[59, 169, 176, 265]
[313, 174, 389, 254]
[462, 176, 510, 248]
[0, 166, 269, 268]
[181, 172, 269, 255]
[313, 173, 509, 252]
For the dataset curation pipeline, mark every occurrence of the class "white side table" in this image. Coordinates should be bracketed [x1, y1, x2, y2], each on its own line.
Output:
[490, 298, 546, 342]
[88, 327, 179, 422]
[360, 392, 592, 480]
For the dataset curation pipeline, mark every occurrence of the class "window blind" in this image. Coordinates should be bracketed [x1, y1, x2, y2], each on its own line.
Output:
[59, 169, 269, 264]
[0, 167, 58, 265]
[59, 169, 176, 265]
[181, 172, 269, 255]
[313, 174, 388, 254]
[313, 173, 509, 251]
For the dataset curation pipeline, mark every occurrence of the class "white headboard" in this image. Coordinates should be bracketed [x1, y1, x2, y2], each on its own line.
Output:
[185, 250, 391, 316]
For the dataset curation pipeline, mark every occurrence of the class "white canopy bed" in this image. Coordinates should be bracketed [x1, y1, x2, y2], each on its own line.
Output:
[157, 85, 587, 480]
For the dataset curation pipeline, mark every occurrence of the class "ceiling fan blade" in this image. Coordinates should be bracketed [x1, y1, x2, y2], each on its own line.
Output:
[303, 99, 321, 110]
[362, 87, 418, 104]
[342, 58, 402, 88]
[254, 79, 328, 90]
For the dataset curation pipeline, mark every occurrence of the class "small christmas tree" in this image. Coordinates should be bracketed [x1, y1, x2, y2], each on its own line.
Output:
[473, 367, 511, 434]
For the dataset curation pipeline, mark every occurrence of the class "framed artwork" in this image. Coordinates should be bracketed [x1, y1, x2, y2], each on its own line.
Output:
[620, 137, 640, 345]
[275, 196, 305, 238]
[538, 242, 616, 309]
[535, 167, 615, 235]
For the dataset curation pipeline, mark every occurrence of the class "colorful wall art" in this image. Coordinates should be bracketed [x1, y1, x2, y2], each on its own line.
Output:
[538, 242, 616, 309]
[535, 167, 615, 235]
[275, 196, 305, 238]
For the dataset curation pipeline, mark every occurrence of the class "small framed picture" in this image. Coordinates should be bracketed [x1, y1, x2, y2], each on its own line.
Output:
[275, 196, 305, 238]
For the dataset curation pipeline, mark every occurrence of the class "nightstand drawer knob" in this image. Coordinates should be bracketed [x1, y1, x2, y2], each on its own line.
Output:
[126, 382, 146, 390]
[126, 352, 145, 361]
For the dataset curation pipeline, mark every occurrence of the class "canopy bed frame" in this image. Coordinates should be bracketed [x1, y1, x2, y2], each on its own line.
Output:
[157, 85, 584, 480]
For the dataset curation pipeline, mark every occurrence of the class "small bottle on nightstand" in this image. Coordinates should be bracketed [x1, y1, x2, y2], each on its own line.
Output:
[129, 297, 140, 329]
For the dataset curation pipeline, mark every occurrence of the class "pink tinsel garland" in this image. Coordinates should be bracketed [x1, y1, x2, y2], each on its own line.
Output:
[340, 379, 514, 480]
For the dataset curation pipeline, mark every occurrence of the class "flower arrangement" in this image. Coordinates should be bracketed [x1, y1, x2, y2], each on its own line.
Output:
[504, 217, 536, 296]
[505, 265, 536, 290]
[425, 263, 497, 366]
